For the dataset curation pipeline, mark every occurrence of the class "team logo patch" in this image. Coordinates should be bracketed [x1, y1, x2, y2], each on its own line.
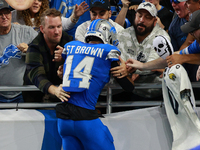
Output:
[91, 0, 105, 4]
[169, 73, 176, 81]
[0, 44, 21, 68]
[137, 52, 145, 63]
[143, 3, 152, 7]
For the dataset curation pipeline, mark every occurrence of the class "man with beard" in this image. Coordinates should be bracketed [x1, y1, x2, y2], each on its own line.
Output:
[23, 8, 72, 102]
[111, 2, 170, 100]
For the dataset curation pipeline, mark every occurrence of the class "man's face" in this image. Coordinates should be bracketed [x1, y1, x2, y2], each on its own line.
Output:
[6, 0, 34, 10]
[185, 0, 200, 13]
[0, 8, 11, 29]
[172, 1, 189, 18]
[40, 16, 62, 45]
[90, 7, 111, 21]
[133, 9, 156, 36]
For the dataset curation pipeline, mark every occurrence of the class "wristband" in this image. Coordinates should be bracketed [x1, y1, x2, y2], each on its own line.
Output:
[71, 17, 79, 23]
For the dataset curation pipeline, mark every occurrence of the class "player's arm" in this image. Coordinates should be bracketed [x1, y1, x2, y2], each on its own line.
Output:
[110, 56, 129, 78]
[111, 61, 134, 93]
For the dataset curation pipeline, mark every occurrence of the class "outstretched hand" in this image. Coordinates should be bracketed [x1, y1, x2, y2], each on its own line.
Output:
[166, 54, 184, 68]
[74, 1, 89, 18]
[129, 5, 139, 10]
[110, 56, 129, 78]
[126, 58, 143, 72]
[121, 0, 130, 8]
[54, 84, 70, 102]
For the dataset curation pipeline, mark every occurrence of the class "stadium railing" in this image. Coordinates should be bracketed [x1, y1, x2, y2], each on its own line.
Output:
[0, 83, 200, 114]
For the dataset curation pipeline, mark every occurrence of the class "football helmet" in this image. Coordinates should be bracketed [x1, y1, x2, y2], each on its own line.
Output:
[85, 19, 119, 46]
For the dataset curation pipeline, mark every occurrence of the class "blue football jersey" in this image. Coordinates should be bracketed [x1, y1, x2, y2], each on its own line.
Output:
[62, 41, 121, 110]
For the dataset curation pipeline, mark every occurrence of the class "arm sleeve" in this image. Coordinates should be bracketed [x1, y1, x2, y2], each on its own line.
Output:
[111, 61, 134, 92]
[61, 16, 76, 31]
[25, 45, 53, 94]
[75, 22, 87, 42]
[179, 40, 200, 54]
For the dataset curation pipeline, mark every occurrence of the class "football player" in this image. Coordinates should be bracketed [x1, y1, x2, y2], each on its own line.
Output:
[56, 19, 134, 150]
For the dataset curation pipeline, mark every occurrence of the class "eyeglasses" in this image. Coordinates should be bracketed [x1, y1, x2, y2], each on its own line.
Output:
[170, 0, 180, 4]
[0, 9, 11, 17]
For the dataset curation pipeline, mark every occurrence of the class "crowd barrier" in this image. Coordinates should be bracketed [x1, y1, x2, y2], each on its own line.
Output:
[0, 106, 199, 150]
[0, 84, 200, 150]
[0, 82, 200, 113]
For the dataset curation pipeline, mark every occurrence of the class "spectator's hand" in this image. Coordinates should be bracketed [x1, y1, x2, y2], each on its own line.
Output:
[57, 65, 63, 79]
[110, 56, 129, 78]
[74, 1, 89, 18]
[166, 54, 183, 68]
[151, 69, 165, 78]
[126, 58, 143, 72]
[54, 84, 70, 102]
[17, 43, 28, 53]
[53, 45, 63, 62]
[121, 0, 130, 8]
[196, 66, 200, 81]
[156, 16, 165, 29]
[129, 5, 139, 10]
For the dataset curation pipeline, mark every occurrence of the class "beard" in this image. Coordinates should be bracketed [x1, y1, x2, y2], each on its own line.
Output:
[133, 21, 155, 36]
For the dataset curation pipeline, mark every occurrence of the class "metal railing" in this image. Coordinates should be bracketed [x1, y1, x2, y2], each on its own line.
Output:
[0, 83, 200, 113]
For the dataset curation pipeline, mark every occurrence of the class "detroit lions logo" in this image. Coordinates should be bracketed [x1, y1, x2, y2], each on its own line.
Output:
[181, 36, 187, 42]
[0, 44, 21, 68]
[169, 73, 176, 81]
[91, 0, 105, 4]
[143, 3, 152, 7]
